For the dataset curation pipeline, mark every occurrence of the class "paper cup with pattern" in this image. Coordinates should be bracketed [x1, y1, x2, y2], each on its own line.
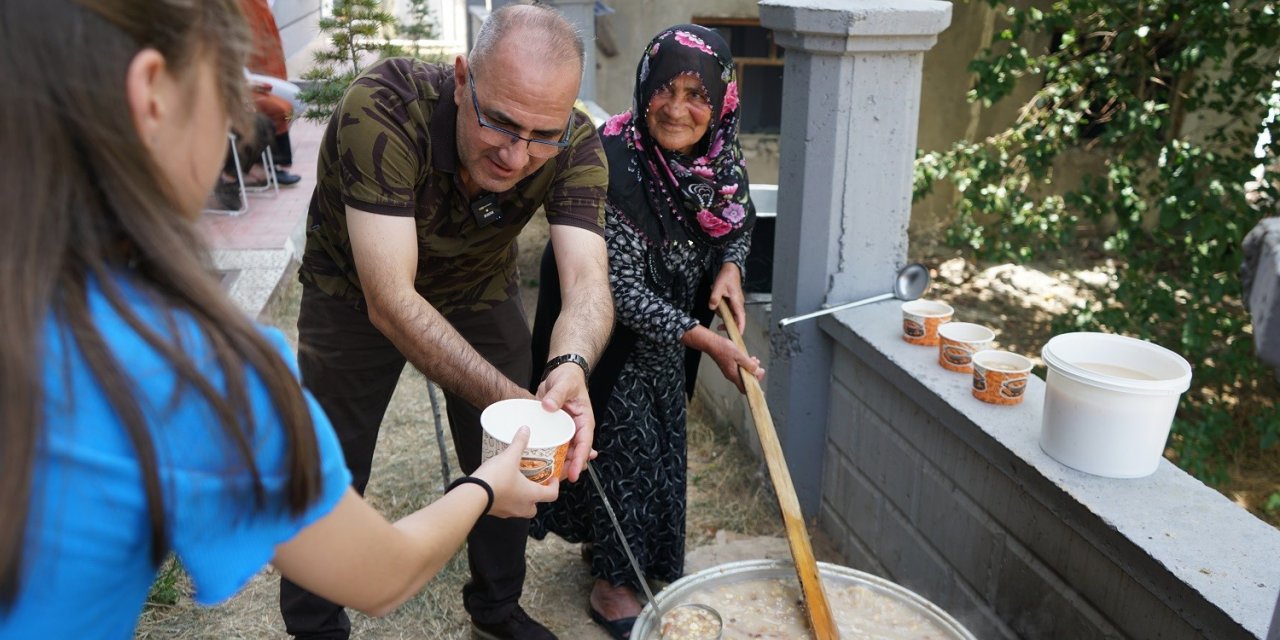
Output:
[901, 300, 954, 346]
[480, 399, 574, 485]
[971, 350, 1033, 405]
[938, 322, 996, 373]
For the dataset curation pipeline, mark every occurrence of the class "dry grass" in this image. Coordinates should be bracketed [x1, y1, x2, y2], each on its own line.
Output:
[685, 401, 784, 547]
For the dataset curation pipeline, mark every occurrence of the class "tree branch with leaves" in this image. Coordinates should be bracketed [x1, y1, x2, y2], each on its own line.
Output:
[915, 0, 1280, 481]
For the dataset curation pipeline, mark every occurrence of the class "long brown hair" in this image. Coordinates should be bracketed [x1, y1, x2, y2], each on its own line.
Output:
[0, 0, 322, 609]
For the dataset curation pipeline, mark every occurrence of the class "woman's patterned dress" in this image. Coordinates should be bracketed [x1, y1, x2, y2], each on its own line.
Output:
[530, 202, 751, 592]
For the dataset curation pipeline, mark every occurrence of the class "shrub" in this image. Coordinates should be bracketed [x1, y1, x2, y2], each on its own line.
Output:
[914, 0, 1280, 481]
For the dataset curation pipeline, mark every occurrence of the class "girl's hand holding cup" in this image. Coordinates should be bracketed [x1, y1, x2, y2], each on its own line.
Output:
[470, 426, 560, 519]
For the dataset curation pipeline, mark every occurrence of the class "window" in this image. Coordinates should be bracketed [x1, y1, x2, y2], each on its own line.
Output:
[695, 18, 785, 135]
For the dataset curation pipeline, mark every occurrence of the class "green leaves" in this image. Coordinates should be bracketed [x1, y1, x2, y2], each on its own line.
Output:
[914, 0, 1280, 483]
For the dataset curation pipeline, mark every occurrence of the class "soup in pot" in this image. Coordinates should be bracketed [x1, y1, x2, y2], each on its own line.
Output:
[658, 576, 950, 639]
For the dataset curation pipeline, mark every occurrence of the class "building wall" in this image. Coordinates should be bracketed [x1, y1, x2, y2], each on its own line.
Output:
[271, 0, 323, 64]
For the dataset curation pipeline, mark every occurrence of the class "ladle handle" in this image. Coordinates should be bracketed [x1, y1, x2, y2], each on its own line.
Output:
[777, 292, 895, 328]
[717, 301, 841, 640]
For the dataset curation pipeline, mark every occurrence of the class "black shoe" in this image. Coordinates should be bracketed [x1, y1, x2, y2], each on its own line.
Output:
[588, 606, 635, 640]
[274, 169, 302, 186]
[471, 606, 557, 640]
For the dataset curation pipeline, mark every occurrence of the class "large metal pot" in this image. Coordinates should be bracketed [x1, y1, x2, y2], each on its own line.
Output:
[630, 559, 976, 639]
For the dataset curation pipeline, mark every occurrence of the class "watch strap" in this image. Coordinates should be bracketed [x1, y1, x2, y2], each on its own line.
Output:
[542, 353, 590, 381]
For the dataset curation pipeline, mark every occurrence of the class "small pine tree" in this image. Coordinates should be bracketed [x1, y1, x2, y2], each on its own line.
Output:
[297, 0, 402, 123]
[398, 0, 439, 60]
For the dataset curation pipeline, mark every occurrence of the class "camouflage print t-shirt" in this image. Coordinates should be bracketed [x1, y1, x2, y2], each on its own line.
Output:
[298, 58, 607, 316]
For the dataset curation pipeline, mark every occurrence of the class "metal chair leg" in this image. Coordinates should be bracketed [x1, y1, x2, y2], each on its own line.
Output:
[204, 131, 249, 216]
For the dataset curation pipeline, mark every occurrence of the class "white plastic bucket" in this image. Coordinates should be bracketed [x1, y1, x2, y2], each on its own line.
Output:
[1040, 332, 1192, 478]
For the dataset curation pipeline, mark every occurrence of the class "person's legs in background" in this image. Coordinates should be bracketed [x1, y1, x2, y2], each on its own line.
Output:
[212, 114, 275, 210]
[249, 89, 301, 186]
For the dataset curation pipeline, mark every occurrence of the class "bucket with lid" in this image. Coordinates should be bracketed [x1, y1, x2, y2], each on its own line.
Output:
[1039, 332, 1192, 478]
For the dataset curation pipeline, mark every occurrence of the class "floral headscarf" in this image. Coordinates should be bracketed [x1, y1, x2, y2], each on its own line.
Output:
[599, 24, 754, 247]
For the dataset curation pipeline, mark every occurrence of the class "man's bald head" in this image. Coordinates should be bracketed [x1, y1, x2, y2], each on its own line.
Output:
[469, 4, 584, 78]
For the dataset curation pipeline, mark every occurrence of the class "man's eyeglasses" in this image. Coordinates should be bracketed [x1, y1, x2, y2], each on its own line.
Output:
[467, 68, 572, 159]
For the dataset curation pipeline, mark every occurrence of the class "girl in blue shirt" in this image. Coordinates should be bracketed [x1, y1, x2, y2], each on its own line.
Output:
[0, 2, 558, 637]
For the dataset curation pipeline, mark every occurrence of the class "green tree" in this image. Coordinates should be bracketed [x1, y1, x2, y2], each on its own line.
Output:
[398, 0, 440, 60]
[297, 0, 402, 123]
[915, 0, 1280, 481]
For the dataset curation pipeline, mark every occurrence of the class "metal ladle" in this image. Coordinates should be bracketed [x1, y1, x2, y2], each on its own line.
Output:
[777, 263, 931, 328]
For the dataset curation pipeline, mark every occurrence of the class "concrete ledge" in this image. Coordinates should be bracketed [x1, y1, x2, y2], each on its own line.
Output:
[209, 196, 306, 323]
[761, 0, 953, 38]
[813, 302, 1280, 638]
[211, 247, 298, 321]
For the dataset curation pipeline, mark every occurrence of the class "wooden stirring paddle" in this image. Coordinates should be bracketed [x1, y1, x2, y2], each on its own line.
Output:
[716, 300, 840, 639]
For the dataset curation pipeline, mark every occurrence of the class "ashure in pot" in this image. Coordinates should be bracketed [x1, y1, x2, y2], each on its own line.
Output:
[632, 559, 977, 640]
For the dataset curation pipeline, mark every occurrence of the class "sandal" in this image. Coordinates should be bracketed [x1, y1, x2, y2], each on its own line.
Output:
[589, 606, 636, 640]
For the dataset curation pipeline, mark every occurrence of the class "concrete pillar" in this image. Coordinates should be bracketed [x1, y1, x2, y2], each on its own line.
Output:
[548, 0, 598, 102]
[759, 0, 951, 515]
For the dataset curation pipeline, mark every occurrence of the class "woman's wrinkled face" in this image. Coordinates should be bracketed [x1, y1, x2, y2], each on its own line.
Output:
[645, 73, 712, 156]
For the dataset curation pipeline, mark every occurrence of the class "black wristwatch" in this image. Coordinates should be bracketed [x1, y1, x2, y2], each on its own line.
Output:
[542, 353, 590, 381]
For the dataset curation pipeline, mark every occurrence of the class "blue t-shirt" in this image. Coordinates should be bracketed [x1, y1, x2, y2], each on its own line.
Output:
[0, 277, 352, 638]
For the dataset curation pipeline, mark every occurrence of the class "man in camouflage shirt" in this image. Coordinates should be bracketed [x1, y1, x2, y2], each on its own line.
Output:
[282, 6, 612, 639]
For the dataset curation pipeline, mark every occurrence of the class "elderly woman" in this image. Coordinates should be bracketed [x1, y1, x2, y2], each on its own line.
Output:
[529, 24, 762, 639]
